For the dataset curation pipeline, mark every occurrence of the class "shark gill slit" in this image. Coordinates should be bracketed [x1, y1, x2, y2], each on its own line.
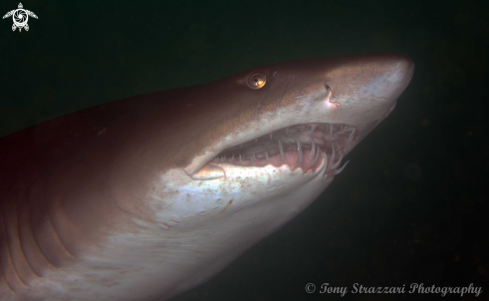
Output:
[0, 210, 18, 293]
[212, 123, 356, 175]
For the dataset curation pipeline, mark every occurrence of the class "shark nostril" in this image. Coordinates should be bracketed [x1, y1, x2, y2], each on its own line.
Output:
[323, 84, 336, 104]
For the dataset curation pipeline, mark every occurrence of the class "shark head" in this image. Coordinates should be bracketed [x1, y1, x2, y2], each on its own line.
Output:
[101, 53, 414, 298]
[0, 53, 413, 301]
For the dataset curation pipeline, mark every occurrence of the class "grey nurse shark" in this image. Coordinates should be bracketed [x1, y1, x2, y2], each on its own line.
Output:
[0, 53, 414, 300]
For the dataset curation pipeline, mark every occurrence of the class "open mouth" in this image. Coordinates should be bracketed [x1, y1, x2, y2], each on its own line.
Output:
[212, 123, 356, 175]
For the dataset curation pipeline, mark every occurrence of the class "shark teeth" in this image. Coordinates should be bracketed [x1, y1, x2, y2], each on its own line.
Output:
[297, 138, 303, 165]
[212, 123, 356, 175]
[279, 140, 285, 162]
[334, 160, 349, 175]
[309, 124, 316, 139]
[311, 145, 320, 166]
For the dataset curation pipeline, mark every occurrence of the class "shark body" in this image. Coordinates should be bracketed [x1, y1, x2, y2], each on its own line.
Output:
[0, 53, 414, 300]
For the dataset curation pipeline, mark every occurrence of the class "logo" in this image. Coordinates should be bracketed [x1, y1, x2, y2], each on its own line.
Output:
[3, 3, 38, 32]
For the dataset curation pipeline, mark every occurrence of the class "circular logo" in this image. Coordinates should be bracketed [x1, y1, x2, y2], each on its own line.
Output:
[305, 283, 316, 293]
[13, 10, 28, 26]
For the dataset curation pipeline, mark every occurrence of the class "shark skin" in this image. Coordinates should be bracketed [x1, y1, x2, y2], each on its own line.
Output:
[0, 53, 414, 300]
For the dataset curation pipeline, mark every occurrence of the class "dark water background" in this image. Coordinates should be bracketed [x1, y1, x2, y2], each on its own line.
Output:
[0, 0, 488, 300]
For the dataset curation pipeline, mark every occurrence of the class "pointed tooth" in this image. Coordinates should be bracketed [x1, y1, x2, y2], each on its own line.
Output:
[309, 124, 317, 139]
[232, 154, 235, 161]
[332, 153, 343, 169]
[331, 144, 336, 162]
[229, 157, 231, 163]
[345, 128, 356, 147]
[324, 152, 328, 171]
[297, 138, 303, 165]
[265, 149, 269, 162]
[251, 153, 255, 166]
[321, 155, 328, 178]
[311, 146, 320, 166]
[334, 160, 349, 175]
[278, 140, 285, 162]
[220, 156, 224, 163]
[311, 140, 316, 157]
[239, 154, 242, 163]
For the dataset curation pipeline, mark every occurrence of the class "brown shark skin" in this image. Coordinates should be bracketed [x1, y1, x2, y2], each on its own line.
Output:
[0, 53, 414, 300]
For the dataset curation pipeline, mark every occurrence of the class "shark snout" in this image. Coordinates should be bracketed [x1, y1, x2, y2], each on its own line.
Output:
[371, 53, 415, 102]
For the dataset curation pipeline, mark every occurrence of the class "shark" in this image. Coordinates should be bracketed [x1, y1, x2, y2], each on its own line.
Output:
[0, 53, 414, 300]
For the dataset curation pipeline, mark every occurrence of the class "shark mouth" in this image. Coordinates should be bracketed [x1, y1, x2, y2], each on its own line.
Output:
[212, 123, 356, 175]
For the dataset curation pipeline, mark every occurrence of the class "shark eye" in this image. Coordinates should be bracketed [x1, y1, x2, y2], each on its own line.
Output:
[247, 73, 266, 89]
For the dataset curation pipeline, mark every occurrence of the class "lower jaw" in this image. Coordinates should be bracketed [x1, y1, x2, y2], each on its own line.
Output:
[212, 147, 349, 178]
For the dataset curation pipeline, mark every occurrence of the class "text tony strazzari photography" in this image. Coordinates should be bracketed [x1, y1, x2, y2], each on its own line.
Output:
[305, 282, 482, 297]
